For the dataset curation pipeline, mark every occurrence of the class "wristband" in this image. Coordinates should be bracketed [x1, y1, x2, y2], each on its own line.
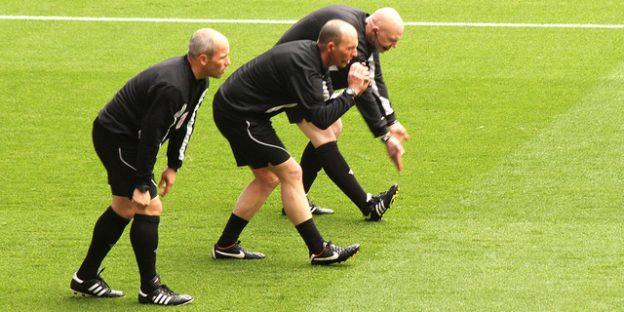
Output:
[381, 132, 392, 143]
[344, 88, 356, 99]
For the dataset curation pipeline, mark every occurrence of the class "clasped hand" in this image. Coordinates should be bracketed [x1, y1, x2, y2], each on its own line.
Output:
[347, 62, 370, 95]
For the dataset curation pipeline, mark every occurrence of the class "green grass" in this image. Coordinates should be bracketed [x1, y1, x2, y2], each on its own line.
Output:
[1, 1, 623, 311]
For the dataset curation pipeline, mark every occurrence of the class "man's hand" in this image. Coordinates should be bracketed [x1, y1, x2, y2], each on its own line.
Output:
[384, 136, 405, 172]
[347, 62, 370, 95]
[132, 188, 151, 207]
[388, 121, 410, 143]
[159, 167, 177, 197]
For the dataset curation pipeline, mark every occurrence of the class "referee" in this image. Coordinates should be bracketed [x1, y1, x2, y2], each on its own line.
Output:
[70, 28, 230, 305]
[211, 20, 367, 264]
[277, 6, 407, 221]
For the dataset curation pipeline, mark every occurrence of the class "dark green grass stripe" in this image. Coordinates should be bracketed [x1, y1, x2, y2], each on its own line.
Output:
[310, 62, 624, 311]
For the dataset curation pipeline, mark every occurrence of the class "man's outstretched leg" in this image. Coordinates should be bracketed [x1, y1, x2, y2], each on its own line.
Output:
[298, 120, 399, 221]
[212, 168, 278, 260]
[273, 158, 360, 265]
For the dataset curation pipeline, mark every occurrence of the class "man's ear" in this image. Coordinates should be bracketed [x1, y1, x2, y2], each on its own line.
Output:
[327, 41, 335, 52]
[199, 53, 209, 65]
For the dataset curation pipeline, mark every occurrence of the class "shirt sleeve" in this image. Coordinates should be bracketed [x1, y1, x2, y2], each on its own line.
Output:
[353, 52, 397, 137]
[288, 69, 353, 129]
[166, 92, 205, 171]
[371, 51, 397, 125]
[134, 84, 182, 187]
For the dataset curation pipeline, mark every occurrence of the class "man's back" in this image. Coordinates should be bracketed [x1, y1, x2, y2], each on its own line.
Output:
[278, 6, 367, 45]
[217, 40, 326, 117]
[97, 56, 207, 139]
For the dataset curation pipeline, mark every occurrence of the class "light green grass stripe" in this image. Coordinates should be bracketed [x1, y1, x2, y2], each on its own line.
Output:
[310, 63, 624, 311]
[2, 15, 624, 28]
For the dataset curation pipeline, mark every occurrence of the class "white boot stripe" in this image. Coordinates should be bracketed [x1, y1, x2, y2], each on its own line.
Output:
[164, 296, 172, 305]
[97, 288, 108, 296]
[154, 293, 163, 303]
[88, 284, 99, 291]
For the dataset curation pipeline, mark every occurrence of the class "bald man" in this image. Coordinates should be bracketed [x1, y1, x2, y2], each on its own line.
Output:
[211, 20, 367, 265]
[70, 28, 230, 306]
[277, 6, 407, 221]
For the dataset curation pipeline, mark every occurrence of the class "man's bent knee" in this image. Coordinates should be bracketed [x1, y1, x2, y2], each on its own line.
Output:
[331, 119, 343, 138]
[253, 168, 281, 191]
[280, 164, 303, 183]
[269, 159, 303, 183]
[111, 196, 163, 218]
[138, 198, 163, 216]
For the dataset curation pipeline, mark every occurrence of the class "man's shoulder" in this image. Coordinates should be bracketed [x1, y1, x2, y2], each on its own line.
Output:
[279, 41, 318, 62]
[268, 40, 317, 63]
[142, 56, 193, 89]
[275, 40, 315, 50]
[316, 5, 364, 16]
[147, 56, 187, 75]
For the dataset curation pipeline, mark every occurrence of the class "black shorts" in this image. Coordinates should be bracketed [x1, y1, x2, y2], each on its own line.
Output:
[213, 95, 291, 169]
[92, 119, 157, 199]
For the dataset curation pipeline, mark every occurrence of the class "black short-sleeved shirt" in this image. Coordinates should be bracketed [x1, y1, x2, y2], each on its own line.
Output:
[215, 40, 353, 130]
[277, 5, 397, 137]
[96, 55, 208, 186]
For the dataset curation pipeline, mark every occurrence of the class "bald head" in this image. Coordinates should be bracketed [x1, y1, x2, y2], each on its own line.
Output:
[187, 28, 230, 79]
[367, 7, 404, 52]
[188, 28, 228, 58]
[371, 8, 404, 33]
[317, 19, 359, 69]
[317, 19, 358, 46]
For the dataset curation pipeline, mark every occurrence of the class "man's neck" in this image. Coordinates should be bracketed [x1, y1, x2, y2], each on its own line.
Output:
[187, 55, 204, 80]
[317, 44, 331, 70]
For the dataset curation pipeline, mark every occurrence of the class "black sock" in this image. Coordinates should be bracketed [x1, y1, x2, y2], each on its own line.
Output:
[300, 141, 322, 194]
[295, 218, 325, 254]
[130, 214, 160, 292]
[216, 213, 248, 247]
[77, 206, 129, 280]
[315, 141, 369, 214]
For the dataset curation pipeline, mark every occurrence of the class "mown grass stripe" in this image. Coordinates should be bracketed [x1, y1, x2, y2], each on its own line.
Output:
[1, 15, 624, 29]
[311, 62, 624, 311]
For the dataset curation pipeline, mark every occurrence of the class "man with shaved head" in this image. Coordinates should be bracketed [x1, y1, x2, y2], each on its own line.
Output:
[277, 6, 408, 221]
[70, 28, 231, 306]
[210, 20, 368, 265]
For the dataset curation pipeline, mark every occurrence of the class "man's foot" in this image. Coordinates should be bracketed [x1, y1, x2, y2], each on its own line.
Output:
[138, 276, 193, 306]
[366, 183, 399, 221]
[281, 199, 334, 216]
[70, 269, 124, 298]
[211, 241, 265, 259]
[310, 241, 360, 265]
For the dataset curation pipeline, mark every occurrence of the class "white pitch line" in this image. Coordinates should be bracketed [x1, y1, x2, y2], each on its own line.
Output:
[1, 15, 624, 29]
[0, 15, 297, 24]
[406, 21, 624, 29]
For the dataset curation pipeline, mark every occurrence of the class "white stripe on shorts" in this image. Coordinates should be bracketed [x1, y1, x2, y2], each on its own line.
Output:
[245, 120, 291, 160]
[118, 148, 137, 171]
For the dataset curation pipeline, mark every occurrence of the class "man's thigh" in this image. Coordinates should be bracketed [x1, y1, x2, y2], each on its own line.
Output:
[92, 121, 157, 199]
[214, 109, 291, 169]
